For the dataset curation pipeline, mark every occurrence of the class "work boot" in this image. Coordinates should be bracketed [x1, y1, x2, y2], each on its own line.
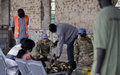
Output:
[68, 61, 76, 74]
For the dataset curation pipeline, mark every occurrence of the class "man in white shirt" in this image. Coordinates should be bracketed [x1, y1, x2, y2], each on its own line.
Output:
[6, 38, 35, 60]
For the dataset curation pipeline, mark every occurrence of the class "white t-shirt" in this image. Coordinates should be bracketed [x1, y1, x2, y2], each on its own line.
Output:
[7, 44, 22, 56]
[5, 58, 18, 75]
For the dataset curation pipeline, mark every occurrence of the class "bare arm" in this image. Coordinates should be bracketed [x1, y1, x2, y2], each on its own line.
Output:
[11, 18, 15, 34]
[11, 27, 14, 34]
[96, 48, 106, 74]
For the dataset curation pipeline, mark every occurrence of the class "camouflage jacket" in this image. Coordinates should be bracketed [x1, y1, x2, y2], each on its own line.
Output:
[34, 39, 53, 60]
[74, 36, 93, 66]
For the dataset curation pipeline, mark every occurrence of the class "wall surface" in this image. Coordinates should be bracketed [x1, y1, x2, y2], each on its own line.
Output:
[1, 0, 9, 25]
[0, 0, 9, 25]
[55, 0, 100, 33]
[0, 0, 9, 54]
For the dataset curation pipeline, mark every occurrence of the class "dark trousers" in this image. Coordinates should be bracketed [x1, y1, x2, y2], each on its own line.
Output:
[67, 36, 77, 70]
[6, 54, 15, 60]
[67, 41, 74, 63]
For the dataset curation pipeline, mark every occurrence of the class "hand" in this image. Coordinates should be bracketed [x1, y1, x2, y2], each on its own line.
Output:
[53, 40, 58, 47]
[53, 54, 56, 57]
[55, 56, 60, 60]
[40, 55, 44, 59]
[52, 45, 57, 48]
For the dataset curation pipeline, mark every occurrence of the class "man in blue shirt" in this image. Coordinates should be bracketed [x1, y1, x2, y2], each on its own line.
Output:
[49, 23, 78, 72]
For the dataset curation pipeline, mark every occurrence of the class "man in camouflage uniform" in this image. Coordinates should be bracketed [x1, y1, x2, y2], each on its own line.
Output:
[34, 33, 53, 62]
[72, 28, 93, 75]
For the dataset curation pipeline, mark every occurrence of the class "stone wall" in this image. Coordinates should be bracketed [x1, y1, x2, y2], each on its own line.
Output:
[55, 0, 100, 34]
[41, 0, 51, 29]
[1, 0, 9, 25]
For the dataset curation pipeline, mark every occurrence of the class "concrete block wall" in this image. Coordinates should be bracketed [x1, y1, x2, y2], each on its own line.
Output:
[1, 0, 9, 25]
[0, 0, 10, 54]
[55, 0, 100, 34]
[41, 0, 51, 28]
[0, 0, 9, 25]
